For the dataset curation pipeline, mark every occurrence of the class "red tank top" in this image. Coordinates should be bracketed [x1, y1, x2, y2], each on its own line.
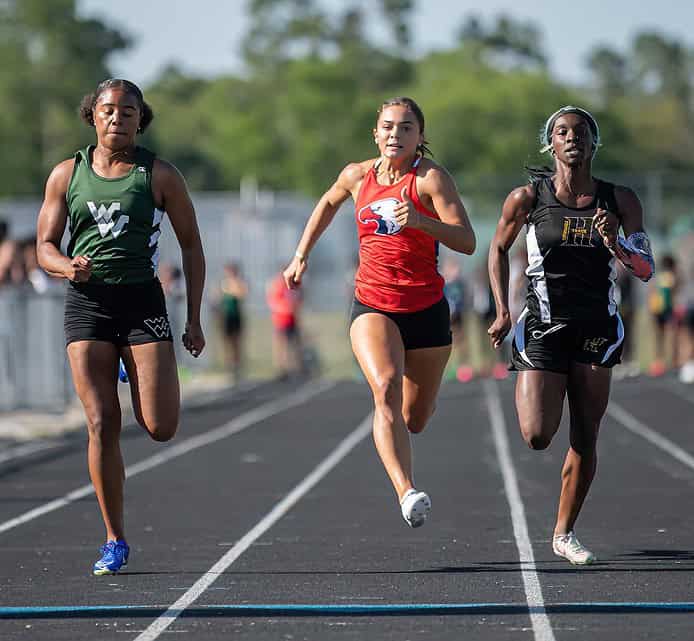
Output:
[267, 274, 300, 329]
[354, 160, 444, 312]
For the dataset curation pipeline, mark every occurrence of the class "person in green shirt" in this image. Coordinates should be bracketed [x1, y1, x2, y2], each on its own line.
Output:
[217, 262, 248, 382]
[36, 79, 206, 575]
[647, 253, 678, 376]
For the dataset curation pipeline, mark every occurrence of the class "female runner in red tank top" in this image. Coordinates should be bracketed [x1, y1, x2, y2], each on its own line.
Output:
[283, 97, 476, 528]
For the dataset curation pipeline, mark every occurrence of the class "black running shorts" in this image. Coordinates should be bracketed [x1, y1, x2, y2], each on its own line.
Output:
[64, 279, 173, 347]
[350, 296, 452, 350]
[511, 308, 624, 374]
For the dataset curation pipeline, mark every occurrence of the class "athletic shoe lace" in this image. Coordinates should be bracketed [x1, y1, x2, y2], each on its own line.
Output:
[566, 533, 585, 554]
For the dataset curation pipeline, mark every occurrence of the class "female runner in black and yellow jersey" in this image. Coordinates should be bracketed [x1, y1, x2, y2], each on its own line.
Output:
[487, 106, 654, 566]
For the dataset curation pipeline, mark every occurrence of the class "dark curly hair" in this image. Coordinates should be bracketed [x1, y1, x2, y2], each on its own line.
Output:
[79, 79, 154, 133]
[376, 96, 433, 156]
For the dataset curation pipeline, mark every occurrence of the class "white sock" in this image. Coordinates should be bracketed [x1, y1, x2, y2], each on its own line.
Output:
[400, 488, 417, 504]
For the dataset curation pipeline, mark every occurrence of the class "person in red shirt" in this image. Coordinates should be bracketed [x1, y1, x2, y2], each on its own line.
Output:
[267, 269, 303, 379]
[283, 97, 476, 528]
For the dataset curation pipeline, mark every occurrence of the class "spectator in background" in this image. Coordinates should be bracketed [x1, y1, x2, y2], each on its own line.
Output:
[613, 262, 637, 377]
[678, 261, 694, 383]
[0, 220, 25, 287]
[648, 254, 678, 376]
[158, 262, 185, 299]
[217, 262, 248, 382]
[266, 268, 302, 380]
[21, 235, 55, 294]
[0, 219, 10, 285]
[442, 257, 468, 379]
[472, 265, 509, 379]
[157, 263, 186, 366]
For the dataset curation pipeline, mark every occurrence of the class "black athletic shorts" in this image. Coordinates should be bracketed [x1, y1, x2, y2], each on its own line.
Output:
[511, 308, 624, 374]
[350, 296, 452, 350]
[64, 279, 173, 347]
[223, 314, 243, 336]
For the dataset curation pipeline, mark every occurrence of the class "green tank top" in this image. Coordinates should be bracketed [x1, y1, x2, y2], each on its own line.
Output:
[66, 145, 161, 284]
[221, 292, 241, 319]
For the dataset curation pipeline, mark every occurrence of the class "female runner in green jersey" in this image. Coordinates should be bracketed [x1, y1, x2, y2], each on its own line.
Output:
[36, 79, 206, 575]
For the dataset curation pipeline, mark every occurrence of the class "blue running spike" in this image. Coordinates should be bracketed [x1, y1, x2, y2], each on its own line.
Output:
[93, 540, 129, 576]
[118, 359, 129, 383]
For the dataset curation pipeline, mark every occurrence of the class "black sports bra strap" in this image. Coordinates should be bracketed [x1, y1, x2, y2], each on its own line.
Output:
[595, 180, 621, 220]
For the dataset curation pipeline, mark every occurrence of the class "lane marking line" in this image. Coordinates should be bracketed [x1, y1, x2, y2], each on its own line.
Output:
[652, 379, 694, 407]
[0, 381, 335, 536]
[607, 400, 694, 471]
[0, 441, 61, 465]
[180, 379, 266, 411]
[0, 382, 267, 467]
[133, 413, 373, 641]
[484, 379, 557, 641]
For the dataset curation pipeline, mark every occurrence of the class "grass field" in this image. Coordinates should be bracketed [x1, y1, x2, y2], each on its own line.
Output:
[195, 308, 664, 382]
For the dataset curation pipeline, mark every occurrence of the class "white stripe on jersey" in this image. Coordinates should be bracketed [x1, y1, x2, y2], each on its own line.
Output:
[607, 256, 618, 316]
[515, 308, 535, 366]
[601, 312, 624, 364]
[526, 224, 551, 323]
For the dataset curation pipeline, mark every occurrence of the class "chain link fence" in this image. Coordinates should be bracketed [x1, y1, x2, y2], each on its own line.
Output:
[1, 173, 692, 410]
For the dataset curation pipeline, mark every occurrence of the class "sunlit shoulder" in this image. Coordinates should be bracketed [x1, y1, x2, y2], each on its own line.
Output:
[416, 157, 456, 192]
[336, 160, 372, 192]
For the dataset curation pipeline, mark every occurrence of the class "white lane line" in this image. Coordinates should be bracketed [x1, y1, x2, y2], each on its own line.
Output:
[181, 379, 266, 410]
[484, 380, 556, 641]
[607, 400, 694, 471]
[0, 381, 265, 467]
[134, 413, 373, 641]
[0, 381, 335, 536]
[653, 379, 694, 407]
[0, 441, 60, 465]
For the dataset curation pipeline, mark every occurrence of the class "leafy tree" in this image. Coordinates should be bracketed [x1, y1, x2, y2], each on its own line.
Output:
[242, 0, 332, 72]
[379, 0, 414, 49]
[2, 0, 694, 205]
[0, 0, 130, 195]
[586, 31, 694, 172]
[459, 14, 547, 71]
[586, 46, 627, 103]
[631, 32, 690, 109]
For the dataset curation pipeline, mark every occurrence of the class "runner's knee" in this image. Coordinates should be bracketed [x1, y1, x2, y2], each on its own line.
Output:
[134, 400, 179, 442]
[144, 420, 178, 442]
[372, 372, 401, 413]
[527, 434, 552, 450]
[403, 404, 435, 434]
[85, 410, 121, 445]
[521, 423, 554, 450]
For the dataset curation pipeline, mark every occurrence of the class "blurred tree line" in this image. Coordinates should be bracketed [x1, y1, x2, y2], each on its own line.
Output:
[2, 0, 694, 201]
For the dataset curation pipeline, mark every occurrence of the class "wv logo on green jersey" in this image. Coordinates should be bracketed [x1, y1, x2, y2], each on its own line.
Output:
[87, 201, 129, 239]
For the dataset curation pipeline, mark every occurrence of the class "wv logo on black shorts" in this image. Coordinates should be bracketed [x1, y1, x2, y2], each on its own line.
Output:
[561, 217, 596, 247]
[144, 317, 171, 339]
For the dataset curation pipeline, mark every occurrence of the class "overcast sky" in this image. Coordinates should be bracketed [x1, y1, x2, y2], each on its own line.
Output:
[78, 0, 694, 87]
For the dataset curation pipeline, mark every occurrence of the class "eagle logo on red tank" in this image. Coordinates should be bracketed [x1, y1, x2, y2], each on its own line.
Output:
[357, 198, 402, 236]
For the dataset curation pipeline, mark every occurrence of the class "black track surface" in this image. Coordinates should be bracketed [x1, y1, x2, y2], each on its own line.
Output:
[0, 376, 692, 640]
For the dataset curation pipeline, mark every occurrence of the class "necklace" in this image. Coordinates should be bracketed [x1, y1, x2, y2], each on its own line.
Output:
[375, 154, 418, 183]
[378, 166, 397, 182]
